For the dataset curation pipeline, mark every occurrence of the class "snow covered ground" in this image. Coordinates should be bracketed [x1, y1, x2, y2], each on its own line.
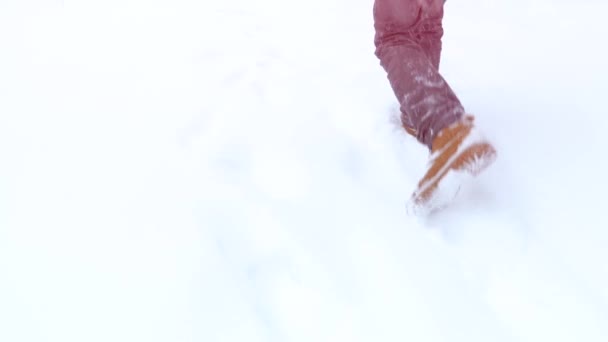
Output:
[1, 0, 608, 341]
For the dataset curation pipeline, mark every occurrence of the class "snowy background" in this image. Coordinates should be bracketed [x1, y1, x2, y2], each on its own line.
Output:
[1, 0, 608, 341]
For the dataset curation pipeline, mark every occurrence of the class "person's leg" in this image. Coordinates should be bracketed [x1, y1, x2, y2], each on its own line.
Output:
[373, 0, 463, 148]
[374, 0, 497, 214]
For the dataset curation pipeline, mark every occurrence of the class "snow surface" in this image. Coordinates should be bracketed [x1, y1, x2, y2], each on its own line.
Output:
[1, 0, 608, 341]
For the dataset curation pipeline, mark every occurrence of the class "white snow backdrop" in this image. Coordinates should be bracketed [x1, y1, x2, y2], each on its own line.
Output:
[1, 0, 607, 341]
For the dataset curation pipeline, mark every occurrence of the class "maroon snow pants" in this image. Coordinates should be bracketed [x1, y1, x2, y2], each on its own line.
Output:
[374, 0, 464, 148]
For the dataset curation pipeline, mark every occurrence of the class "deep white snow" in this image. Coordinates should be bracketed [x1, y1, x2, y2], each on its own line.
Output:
[1, 0, 608, 341]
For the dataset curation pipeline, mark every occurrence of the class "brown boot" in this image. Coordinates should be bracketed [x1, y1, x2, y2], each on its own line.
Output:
[408, 115, 497, 215]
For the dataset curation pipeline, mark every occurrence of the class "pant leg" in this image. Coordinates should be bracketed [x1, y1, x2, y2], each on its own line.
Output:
[374, 0, 464, 148]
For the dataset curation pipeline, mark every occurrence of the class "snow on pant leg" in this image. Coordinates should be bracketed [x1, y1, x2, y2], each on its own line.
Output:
[374, 0, 464, 148]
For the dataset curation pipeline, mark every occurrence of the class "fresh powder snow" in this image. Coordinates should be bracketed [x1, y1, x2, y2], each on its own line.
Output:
[1, 0, 607, 341]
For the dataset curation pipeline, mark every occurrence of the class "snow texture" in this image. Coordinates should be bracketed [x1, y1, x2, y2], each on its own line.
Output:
[1, 0, 607, 341]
